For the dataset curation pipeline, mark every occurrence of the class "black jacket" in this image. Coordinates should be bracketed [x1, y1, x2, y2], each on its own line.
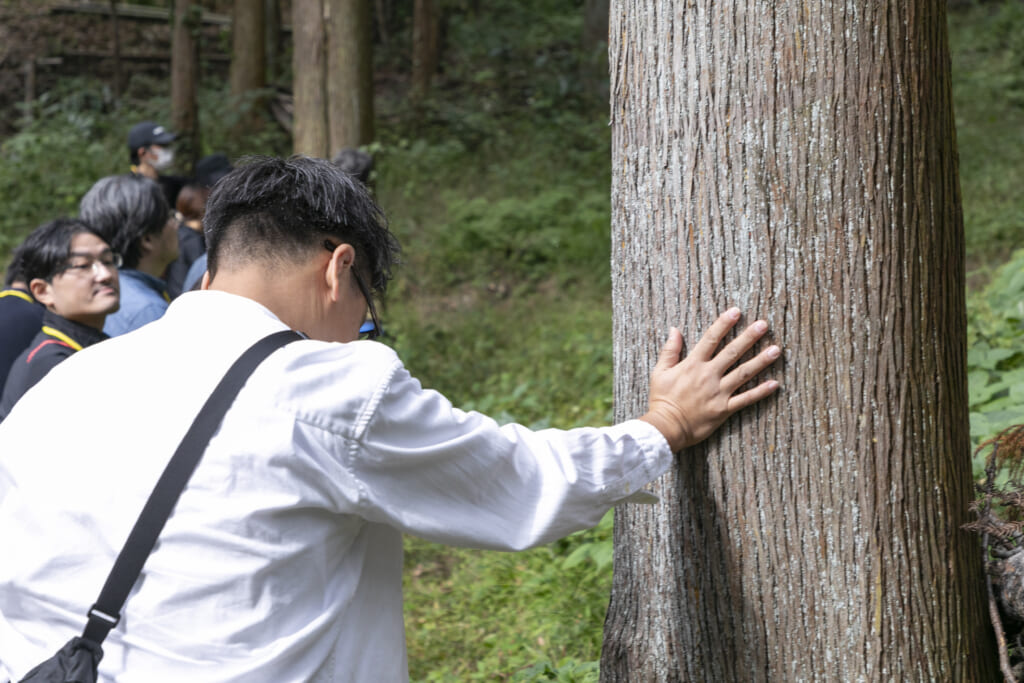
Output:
[0, 311, 108, 421]
[0, 287, 44, 392]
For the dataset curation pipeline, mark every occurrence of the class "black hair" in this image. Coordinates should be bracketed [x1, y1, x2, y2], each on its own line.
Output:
[331, 148, 374, 185]
[203, 155, 400, 294]
[15, 218, 106, 283]
[79, 174, 170, 270]
[4, 243, 29, 287]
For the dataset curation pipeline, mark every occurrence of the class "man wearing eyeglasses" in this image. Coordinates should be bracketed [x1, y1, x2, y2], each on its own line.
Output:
[0, 218, 120, 421]
[0, 156, 780, 681]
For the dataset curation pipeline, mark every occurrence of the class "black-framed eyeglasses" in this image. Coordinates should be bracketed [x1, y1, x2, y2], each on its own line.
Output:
[54, 250, 123, 279]
[323, 240, 381, 340]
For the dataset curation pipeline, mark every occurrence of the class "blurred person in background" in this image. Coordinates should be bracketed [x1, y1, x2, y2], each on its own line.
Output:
[0, 246, 45, 393]
[127, 120, 187, 208]
[79, 174, 177, 336]
[332, 148, 374, 188]
[0, 218, 120, 421]
[164, 184, 210, 298]
[179, 154, 235, 293]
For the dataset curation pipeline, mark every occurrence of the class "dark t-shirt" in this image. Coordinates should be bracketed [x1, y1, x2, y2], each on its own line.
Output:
[0, 288, 44, 393]
[164, 224, 206, 299]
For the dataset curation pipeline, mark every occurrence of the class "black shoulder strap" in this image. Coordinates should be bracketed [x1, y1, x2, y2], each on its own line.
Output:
[82, 329, 303, 644]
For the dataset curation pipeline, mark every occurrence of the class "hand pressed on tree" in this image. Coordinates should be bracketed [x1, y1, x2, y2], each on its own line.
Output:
[639, 308, 781, 452]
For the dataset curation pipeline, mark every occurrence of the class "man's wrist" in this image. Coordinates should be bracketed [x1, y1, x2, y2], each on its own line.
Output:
[638, 411, 686, 453]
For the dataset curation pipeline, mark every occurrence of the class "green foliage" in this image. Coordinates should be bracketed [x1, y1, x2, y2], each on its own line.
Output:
[404, 512, 612, 682]
[953, 1, 1024, 477]
[968, 249, 1024, 454]
[0, 78, 124, 255]
[0, 74, 289, 265]
[949, 0, 1024, 262]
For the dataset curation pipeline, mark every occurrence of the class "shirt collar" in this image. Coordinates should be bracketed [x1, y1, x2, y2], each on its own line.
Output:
[120, 269, 171, 300]
[41, 310, 109, 349]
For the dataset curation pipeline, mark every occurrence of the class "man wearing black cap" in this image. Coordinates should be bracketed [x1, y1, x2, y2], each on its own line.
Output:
[127, 121, 187, 208]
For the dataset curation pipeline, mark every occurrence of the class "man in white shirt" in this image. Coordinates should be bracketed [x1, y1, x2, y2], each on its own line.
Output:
[0, 156, 781, 682]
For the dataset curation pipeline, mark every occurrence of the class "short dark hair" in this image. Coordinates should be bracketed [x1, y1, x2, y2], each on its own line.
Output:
[331, 148, 374, 184]
[203, 155, 400, 294]
[79, 174, 169, 269]
[4, 243, 29, 287]
[176, 184, 210, 222]
[15, 218, 106, 283]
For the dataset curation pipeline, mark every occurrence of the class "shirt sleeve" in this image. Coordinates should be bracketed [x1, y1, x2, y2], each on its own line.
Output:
[348, 362, 673, 551]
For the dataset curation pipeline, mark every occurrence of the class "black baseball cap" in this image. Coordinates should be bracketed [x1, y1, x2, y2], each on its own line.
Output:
[195, 153, 234, 188]
[127, 121, 177, 151]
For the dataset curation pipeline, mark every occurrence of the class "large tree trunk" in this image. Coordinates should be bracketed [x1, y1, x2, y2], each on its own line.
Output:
[601, 1, 996, 680]
[411, 0, 440, 102]
[326, 0, 374, 153]
[230, 0, 266, 97]
[170, 0, 200, 174]
[292, 0, 329, 156]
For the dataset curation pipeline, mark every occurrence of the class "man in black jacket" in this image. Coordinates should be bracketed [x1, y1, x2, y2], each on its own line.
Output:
[0, 219, 121, 421]
[0, 249, 45, 392]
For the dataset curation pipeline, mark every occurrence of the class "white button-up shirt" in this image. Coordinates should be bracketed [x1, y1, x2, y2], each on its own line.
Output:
[0, 291, 671, 682]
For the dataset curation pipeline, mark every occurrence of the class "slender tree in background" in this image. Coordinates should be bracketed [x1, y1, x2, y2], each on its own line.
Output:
[326, 0, 375, 150]
[292, 0, 329, 156]
[171, 0, 201, 173]
[411, 0, 440, 102]
[108, 0, 123, 99]
[292, 0, 374, 156]
[264, 0, 282, 84]
[230, 0, 266, 100]
[601, 1, 996, 680]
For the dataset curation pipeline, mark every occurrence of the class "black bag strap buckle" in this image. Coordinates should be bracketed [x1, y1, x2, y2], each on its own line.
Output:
[82, 604, 120, 644]
[87, 605, 120, 629]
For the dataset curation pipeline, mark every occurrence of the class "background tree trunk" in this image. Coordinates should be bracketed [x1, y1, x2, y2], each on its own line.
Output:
[601, 1, 996, 680]
[108, 0, 123, 100]
[411, 0, 440, 102]
[325, 0, 374, 153]
[264, 0, 282, 85]
[170, 0, 201, 174]
[230, 0, 266, 97]
[292, 0, 329, 156]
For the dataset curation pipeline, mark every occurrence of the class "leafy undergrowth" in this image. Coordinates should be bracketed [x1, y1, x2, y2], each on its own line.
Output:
[958, 1, 1024, 474]
[969, 248, 1024, 467]
[403, 513, 612, 683]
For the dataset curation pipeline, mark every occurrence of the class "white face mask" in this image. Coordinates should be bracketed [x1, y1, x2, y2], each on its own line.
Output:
[150, 146, 174, 171]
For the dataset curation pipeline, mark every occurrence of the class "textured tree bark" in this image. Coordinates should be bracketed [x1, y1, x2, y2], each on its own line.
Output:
[411, 0, 440, 102]
[291, 0, 328, 156]
[229, 0, 265, 97]
[602, 1, 996, 680]
[170, 0, 200, 174]
[326, 0, 375, 152]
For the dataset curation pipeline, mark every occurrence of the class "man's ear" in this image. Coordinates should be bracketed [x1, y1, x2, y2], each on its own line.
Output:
[324, 242, 356, 302]
[139, 230, 159, 255]
[29, 278, 55, 309]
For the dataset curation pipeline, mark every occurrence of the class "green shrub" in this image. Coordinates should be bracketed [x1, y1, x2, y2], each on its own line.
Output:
[968, 249, 1024, 455]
